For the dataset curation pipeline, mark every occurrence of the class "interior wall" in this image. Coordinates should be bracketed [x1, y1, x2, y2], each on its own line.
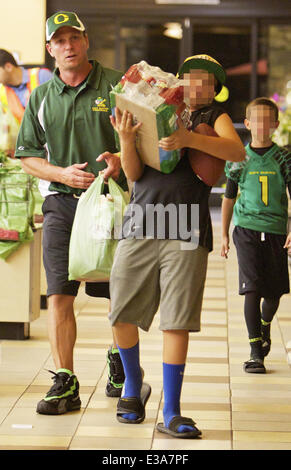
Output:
[0, 0, 46, 65]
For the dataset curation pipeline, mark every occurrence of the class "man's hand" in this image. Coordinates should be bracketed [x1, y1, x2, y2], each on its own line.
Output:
[96, 152, 121, 181]
[61, 162, 95, 189]
[159, 118, 190, 151]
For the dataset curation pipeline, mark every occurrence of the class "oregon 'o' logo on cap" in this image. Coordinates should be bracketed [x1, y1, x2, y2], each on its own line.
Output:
[54, 13, 69, 24]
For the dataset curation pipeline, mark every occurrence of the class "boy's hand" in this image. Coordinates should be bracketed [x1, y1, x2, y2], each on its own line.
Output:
[221, 235, 230, 258]
[159, 118, 190, 151]
[110, 108, 142, 142]
[284, 232, 291, 256]
[96, 152, 121, 181]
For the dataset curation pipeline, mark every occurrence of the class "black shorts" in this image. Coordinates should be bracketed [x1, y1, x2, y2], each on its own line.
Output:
[42, 193, 110, 299]
[233, 226, 290, 298]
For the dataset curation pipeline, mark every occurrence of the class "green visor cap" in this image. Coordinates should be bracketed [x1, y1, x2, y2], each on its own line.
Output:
[46, 11, 86, 41]
[177, 54, 226, 93]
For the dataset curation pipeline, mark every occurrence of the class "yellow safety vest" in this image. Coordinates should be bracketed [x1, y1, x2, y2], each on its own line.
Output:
[0, 67, 40, 124]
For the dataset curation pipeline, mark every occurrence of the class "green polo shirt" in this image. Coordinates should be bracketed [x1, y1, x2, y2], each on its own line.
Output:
[15, 60, 126, 196]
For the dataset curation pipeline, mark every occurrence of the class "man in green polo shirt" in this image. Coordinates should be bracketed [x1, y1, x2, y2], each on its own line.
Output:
[15, 11, 126, 415]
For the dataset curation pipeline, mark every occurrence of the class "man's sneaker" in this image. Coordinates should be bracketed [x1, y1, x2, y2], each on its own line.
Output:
[36, 370, 81, 415]
[105, 348, 125, 398]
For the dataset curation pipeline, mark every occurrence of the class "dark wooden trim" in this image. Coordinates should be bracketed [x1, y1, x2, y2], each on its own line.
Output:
[47, 0, 291, 19]
[250, 20, 258, 100]
[0, 322, 30, 340]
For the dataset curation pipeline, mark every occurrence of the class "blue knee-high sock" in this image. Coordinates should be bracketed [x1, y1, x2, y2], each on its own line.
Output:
[118, 342, 142, 420]
[163, 362, 194, 433]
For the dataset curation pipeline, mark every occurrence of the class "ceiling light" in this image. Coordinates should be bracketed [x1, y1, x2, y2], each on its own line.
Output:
[163, 23, 183, 40]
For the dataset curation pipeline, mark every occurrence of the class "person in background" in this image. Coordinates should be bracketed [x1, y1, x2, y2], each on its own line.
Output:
[221, 97, 291, 374]
[15, 11, 126, 415]
[0, 49, 52, 156]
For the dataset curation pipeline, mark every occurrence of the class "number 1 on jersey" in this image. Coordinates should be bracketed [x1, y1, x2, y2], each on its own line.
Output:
[259, 175, 268, 206]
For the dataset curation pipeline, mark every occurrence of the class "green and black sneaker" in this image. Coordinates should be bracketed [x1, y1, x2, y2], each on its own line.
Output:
[36, 369, 81, 415]
[105, 348, 125, 398]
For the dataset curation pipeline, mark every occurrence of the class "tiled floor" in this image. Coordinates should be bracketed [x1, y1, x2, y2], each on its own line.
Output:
[0, 213, 291, 450]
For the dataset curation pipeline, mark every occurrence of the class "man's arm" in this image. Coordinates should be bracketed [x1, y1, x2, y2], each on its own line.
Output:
[159, 113, 245, 162]
[21, 157, 95, 190]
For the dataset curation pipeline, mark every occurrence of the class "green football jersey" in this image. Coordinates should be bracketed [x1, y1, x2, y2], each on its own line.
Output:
[225, 143, 291, 235]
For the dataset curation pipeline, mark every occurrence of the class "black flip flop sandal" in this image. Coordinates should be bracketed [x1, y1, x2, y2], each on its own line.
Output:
[116, 382, 151, 424]
[243, 358, 266, 374]
[156, 416, 202, 439]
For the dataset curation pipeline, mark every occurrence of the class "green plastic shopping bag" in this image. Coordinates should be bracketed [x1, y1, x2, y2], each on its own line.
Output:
[68, 175, 129, 281]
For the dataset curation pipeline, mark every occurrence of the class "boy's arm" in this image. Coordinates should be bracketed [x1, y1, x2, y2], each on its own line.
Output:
[159, 113, 245, 162]
[110, 108, 144, 182]
[283, 181, 291, 255]
[284, 232, 291, 255]
[221, 194, 236, 258]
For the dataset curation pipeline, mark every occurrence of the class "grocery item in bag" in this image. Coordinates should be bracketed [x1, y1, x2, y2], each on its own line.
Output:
[110, 61, 191, 174]
[68, 175, 129, 282]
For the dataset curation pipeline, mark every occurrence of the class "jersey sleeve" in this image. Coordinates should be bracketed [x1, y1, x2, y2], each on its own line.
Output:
[224, 158, 245, 184]
[224, 177, 238, 199]
[276, 146, 291, 184]
[14, 89, 47, 159]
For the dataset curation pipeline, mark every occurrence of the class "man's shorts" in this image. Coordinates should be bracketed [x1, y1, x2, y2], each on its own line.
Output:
[42, 194, 110, 298]
[233, 225, 290, 298]
[109, 238, 209, 332]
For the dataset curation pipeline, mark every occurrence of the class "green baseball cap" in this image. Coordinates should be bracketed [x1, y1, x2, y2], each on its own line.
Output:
[46, 11, 86, 41]
[177, 54, 226, 93]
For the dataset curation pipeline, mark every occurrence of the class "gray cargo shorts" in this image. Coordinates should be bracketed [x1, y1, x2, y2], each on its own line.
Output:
[109, 238, 208, 331]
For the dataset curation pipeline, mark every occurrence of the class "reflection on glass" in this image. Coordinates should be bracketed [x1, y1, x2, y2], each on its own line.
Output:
[86, 22, 115, 69]
[267, 25, 291, 98]
[120, 24, 181, 74]
[192, 25, 250, 122]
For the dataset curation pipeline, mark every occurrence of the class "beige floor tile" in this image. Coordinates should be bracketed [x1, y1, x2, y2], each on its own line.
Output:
[0, 434, 71, 448]
[152, 435, 232, 450]
[234, 431, 291, 443]
[233, 420, 291, 432]
[0, 407, 82, 436]
[232, 411, 291, 423]
[69, 436, 152, 450]
[76, 425, 154, 439]
[233, 441, 291, 450]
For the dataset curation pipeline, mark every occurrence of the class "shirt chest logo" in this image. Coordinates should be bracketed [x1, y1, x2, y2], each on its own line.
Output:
[92, 97, 109, 112]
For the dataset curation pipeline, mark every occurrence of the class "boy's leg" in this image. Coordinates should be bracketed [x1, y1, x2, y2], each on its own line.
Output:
[162, 330, 201, 435]
[243, 291, 266, 373]
[113, 322, 143, 420]
[244, 291, 263, 358]
[261, 297, 280, 356]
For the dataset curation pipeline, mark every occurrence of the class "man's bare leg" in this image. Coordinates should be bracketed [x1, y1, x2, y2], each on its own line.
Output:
[47, 294, 76, 372]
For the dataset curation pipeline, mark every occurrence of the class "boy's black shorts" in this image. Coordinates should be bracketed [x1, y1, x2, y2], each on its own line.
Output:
[42, 193, 110, 299]
[233, 225, 290, 298]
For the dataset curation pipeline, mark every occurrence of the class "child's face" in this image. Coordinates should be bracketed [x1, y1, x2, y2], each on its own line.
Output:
[182, 69, 215, 108]
[245, 105, 279, 141]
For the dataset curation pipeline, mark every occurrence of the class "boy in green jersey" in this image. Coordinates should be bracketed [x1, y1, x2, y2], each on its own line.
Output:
[221, 97, 291, 373]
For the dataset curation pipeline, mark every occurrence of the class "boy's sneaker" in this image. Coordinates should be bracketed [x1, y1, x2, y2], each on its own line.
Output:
[105, 348, 125, 397]
[36, 370, 81, 415]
